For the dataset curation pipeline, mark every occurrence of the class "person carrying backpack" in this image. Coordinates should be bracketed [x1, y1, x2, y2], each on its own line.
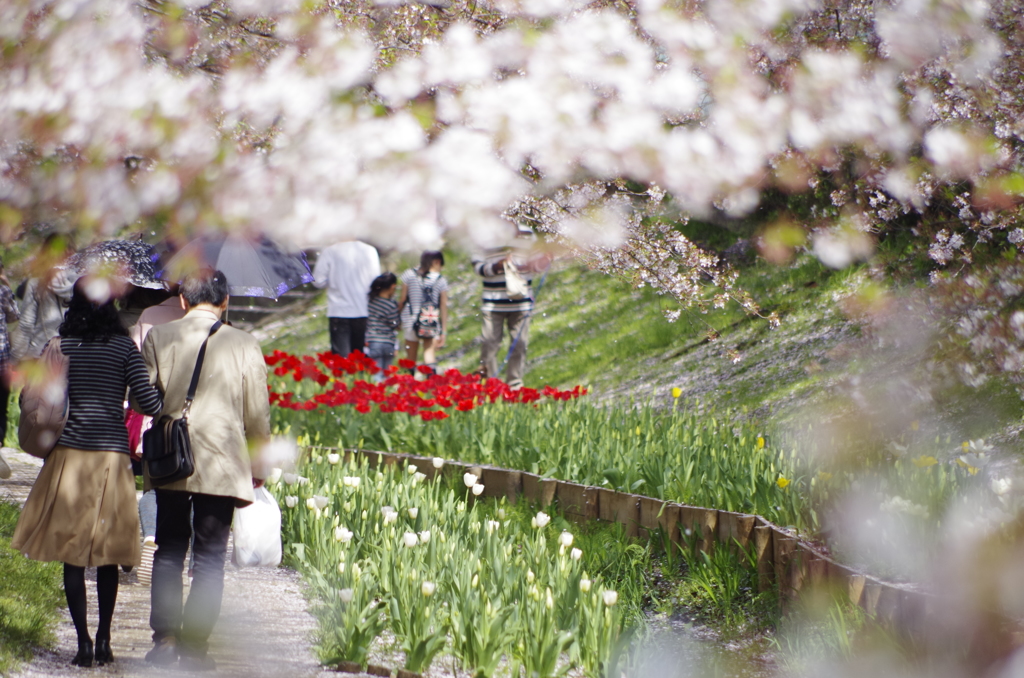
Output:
[396, 251, 449, 373]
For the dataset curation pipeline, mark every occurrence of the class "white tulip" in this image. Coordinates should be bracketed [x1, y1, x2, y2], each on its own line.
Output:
[335, 527, 353, 543]
[408, 507, 419, 519]
[464, 472, 479, 488]
[580, 579, 592, 592]
[403, 532, 419, 548]
[267, 468, 283, 484]
[533, 511, 551, 529]
[545, 588, 554, 610]
[421, 581, 436, 597]
[339, 588, 354, 603]
[343, 476, 361, 488]
[558, 531, 574, 548]
[361, 510, 368, 520]
[603, 590, 618, 607]
[327, 453, 340, 465]
[352, 563, 362, 578]
[283, 473, 298, 485]
[992, 477, 1013, 496]
[297, 476, 310, 486]
[571, 548, 583, 561]
[414, 472, 427, 483]
[419, 530, 431, 544]
[432, 457, 444, 469]
[526, 569, 535, 583]
[312, 495, 329, 510]
[408, 464, 418, 475]
[338, 562, 346, 573]
[497, 508, 506, 520]
[486, 520, 500, 534]
[472, 483, 485, 496]
[306, 497, 318, 510]
[382, 506, 398, 524]
[285, 496, 298, 508]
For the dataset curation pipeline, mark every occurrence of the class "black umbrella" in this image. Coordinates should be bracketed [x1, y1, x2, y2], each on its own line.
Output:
[64, 240, 165, 290]
[159, 234, 313, 299]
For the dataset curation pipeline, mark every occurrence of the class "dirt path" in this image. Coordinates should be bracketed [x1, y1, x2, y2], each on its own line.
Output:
[1, 449, 332, 678]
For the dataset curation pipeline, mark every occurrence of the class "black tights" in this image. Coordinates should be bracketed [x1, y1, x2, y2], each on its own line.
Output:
[63, 564, 118, 643]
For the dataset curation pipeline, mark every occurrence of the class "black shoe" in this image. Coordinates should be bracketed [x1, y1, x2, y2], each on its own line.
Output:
[144, 638, 178, 665]
[178, 653, 217, 672]
[94, 638, 114, 665]
[71, 639, 93, 667]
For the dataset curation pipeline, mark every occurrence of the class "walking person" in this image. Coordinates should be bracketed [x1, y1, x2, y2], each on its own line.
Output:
[13, 233, 76, 361]
[472, 228, 550, 389]
[140, 269, 270, 670]
[312, 239, 380, 357]
[11, 280, 164, 667]
[0, 259, 19, 480]
[365, 272, 400, 378]
[397, 251, 449, 372]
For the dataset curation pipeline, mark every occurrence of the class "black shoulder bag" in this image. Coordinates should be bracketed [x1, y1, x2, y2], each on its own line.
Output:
[143, 321, 222, 488]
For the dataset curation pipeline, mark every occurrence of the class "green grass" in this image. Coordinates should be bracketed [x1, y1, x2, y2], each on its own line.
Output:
[0, 500, 63, 675]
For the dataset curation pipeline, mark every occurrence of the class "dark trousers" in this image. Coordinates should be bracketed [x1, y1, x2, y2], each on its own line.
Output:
[329, 317, 367, 357]
[0, 379, 9, 444]
[150, 490, 235, 657]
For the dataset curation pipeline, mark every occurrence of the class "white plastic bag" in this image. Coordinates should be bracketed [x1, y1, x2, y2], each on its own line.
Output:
[231, 487, 282, 567]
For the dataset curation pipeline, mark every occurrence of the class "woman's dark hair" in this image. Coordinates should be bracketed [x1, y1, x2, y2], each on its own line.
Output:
[59, 281, 129, 341]
[369, 272, 397, 298]
[418, 251, 444, 275]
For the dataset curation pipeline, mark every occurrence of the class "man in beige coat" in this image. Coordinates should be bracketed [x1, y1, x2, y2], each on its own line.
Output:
[140, 269, 270, 671]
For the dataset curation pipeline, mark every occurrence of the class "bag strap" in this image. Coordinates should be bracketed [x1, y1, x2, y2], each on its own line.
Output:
[182, 321, 222, 421]
[419, 273, 437, 306]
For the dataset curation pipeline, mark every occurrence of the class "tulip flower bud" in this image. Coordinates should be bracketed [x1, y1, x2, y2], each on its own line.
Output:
[283, 473, 298, 486]
[414, 472, 427, 483]
[533, 511, 551, 529]
[335, 527, 353, 543]
[571, 548, 582, 561]
[432, 457, 444, 469]
[267, 468, 283, 484]
[338, 562, 346, 573]
[339, 588, 354, 603]
[408, 464, 418, 475]
[603, 590, 618, 607]
[419, 531, 431, 544]
[327, 453, 340, 465]
[352, 563, 362, 578]
[285, 496, 298, 508]
[403, 532, 419, 548]
[486, 520, 500, 534]
[545, 588, 554, 610]
[558, 531, 574, 548]
[297, 476, 310, 486]
[408, 508, 419, 519]
[306, 497, 317, 510]
[421, 581, 436, 597]
[361, 510, 368, 520]
[472, 483, 485, 496]
[527, 570, 535, 583]
[497, 508, 506, 520]
[312, 495, 329, 510]
[471, 573, 479, 588]
[464, 473, 479, 488]
[580, 578, 592, 593]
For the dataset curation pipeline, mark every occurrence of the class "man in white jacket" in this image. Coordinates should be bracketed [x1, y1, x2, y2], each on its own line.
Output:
[311, 240, 380, 357]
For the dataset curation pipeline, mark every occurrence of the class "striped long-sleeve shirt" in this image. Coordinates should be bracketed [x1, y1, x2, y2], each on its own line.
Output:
[471, 246, 535, 313]
[57, 335, 163, 454]
[365, 296, 399, 344]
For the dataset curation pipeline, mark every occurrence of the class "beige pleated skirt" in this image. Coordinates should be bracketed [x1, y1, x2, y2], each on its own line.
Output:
[12, 445, 141, 568]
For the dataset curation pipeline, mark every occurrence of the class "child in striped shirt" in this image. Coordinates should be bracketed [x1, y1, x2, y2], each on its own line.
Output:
[365, 273, 399, 378]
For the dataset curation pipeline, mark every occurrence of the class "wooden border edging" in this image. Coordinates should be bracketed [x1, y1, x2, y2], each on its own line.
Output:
[323, 446, 930, 629]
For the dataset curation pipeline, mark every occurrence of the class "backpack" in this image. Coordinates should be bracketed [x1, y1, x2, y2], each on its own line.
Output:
[18, 336, 70, 459]
[413, 274, 442, 339]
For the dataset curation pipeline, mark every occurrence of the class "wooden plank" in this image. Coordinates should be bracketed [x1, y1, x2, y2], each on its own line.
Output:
[773, 530, 798, 598]
[481, 467, 522, 503]
[612, 493, 641, 538]
[659, 503, 682, 545]
[520, 473, 542, 502]
[754, 525, 774, 592]
[539, 479, 557, 508]
[556, 481, 597, 519]
[639, 497, 667, 531]
[862, 580, 882, 616]
[596, 488, 617, 523]
[717, 511, 756, 552]
[847, 574, 866, 607]
[875, 585, 900, 624]
[807, 553, 828, 588]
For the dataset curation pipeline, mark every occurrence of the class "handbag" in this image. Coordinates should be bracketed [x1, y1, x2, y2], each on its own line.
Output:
[504, 258, 529, 300]
[143, 321, 222, 488]
[413, 275, 442, 339]
[17, 336, 69, 459]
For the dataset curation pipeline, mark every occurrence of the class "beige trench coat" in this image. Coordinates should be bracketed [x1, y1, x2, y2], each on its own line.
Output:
[140, 308, 270, 507]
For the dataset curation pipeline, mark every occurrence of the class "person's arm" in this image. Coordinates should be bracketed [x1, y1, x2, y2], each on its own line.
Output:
[0, 285, 18, 324]
[396, 281, 409, 316]
[472, 254, 503, 277]
[436, 289, 449, 349]
[243, 341, 272, 481]
[311, 249, 330, 289]
[12, 280, 38, 362]
[126, 340, 163, 416]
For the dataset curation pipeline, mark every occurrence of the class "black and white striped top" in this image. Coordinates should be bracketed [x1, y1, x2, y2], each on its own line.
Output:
[57, 335, 163, 454]
[366, 296, 399, 344]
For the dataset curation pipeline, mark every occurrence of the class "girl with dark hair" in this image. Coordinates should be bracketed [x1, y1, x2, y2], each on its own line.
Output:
[12, 278, 164, 668]
[396, 251, 449, 372]
[366, 272, 399, 377]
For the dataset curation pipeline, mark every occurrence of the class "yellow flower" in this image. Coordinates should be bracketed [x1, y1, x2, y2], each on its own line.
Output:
[817, 471, 833, 482]
[756, 437, 765, 449]
[912, 455, 938, 468]
[777, 476, 790, 489]
[671, 387, 682, 399]
[635, 426, 641, 436]
[954, 458, 979, 475]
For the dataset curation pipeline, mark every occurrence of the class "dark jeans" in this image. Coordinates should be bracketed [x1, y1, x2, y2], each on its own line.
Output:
[329, 317, 367, 357]
[0, 380, 8, 445]
[150, 490, 235, 657]
[366, 340, 395, 376]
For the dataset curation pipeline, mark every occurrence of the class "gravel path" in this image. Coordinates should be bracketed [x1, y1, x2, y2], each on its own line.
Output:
[1, 449, 333, 678]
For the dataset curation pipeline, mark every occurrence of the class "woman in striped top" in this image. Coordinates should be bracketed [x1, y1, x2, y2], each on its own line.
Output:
[12, 280, 163, 668]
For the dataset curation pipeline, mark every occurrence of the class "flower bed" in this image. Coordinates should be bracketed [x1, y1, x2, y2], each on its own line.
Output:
[267, 454, 636, 677]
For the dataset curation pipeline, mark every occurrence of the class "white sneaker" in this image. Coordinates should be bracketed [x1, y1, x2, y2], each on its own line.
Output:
[137, 537, 157, 587]
[0, 449, 10, 480]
